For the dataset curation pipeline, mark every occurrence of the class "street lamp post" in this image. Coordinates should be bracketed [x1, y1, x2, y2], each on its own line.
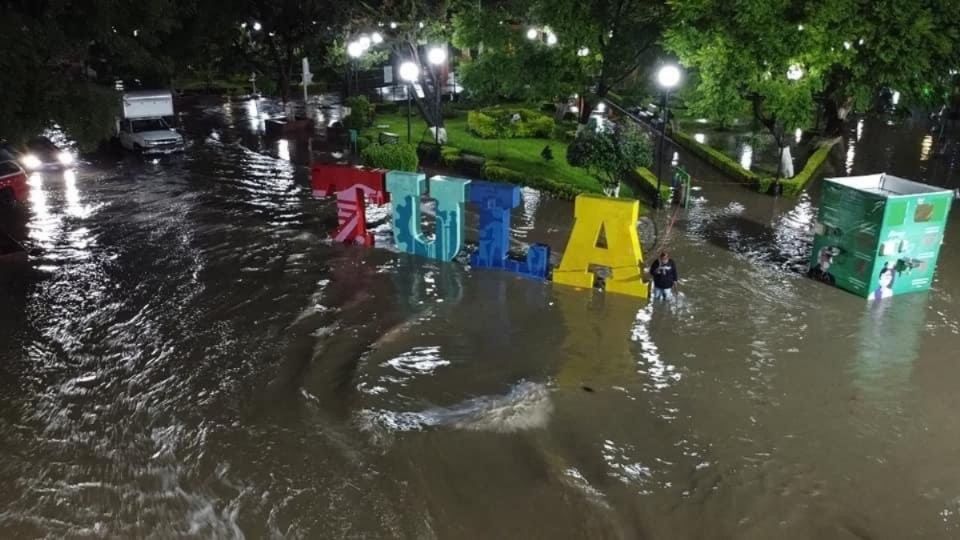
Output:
[655, 64, 681, 208]
[427, 46, 448, 146]
[399, 61, 420, 143]
[347, 41, 364, 96]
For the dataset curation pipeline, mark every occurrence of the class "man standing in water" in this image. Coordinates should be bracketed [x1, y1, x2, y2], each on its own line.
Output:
[649, 251, 679, 301]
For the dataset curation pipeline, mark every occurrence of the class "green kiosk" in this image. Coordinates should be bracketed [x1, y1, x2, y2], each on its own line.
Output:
[809, 173, 953, 300]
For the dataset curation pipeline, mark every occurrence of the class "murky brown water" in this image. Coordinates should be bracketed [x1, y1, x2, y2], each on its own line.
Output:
[1, 96, 959, 538]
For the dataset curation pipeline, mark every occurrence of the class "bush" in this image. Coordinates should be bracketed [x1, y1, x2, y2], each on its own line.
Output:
[360, 143, 419, 172]
[343, 96, 373, 130]
[540, 102, 558, 113]
[466, 107, 555, 139]
[440, 146, 462, 167]
[541, 145, 554, 162]
[467, 110, 498, 138]
[482, 160, 585, 200]
[518, 115, 555, 138]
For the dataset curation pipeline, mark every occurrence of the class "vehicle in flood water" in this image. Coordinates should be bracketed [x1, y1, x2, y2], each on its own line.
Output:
[118, 90, 185, 155]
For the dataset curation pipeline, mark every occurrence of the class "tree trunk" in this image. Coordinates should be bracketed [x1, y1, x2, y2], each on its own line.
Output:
[823, 96, 852, 136]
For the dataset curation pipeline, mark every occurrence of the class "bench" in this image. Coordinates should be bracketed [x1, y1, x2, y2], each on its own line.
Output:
[378, 132, 400, 145]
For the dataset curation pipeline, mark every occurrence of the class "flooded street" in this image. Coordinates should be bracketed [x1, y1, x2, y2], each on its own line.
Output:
[1, 96, 959, 539]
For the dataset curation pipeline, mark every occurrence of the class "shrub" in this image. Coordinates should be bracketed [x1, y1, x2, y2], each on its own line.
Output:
[482, 161, 585, 200]
[467, 107, 555, 139]
[361, 142, 419, 172]
[523, 115, 555, 138]
[483, 161, 527, 184]
[440, 146, 462, 167]
[344, 96, 373, 129]
[541, 145, 554, 162]
[467, 110, 498, 138]
[540, 102, 558, 114]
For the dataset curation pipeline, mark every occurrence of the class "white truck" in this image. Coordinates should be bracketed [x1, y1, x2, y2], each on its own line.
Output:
[117, 91, 185, 155]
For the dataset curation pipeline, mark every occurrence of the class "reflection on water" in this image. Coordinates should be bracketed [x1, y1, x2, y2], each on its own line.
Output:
[921, 134, 934, 162]
[2, 96, 960, 538]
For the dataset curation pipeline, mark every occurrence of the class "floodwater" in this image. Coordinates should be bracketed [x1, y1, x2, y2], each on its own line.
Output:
[1, 96, 959, 539]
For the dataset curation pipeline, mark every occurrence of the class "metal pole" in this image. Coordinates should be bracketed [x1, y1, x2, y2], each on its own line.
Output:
[655, 91, 669, 208]
[435, 67, 441, 145]
[407, 86, 412, 143]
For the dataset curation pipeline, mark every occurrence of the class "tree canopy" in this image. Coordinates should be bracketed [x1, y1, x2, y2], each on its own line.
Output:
[666, 0, 960, 138]
[453, 0, 666, 123]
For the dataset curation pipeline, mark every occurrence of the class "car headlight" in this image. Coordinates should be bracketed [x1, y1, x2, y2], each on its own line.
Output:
[21, 154, 42, 170]
[57, 151, 75, 166]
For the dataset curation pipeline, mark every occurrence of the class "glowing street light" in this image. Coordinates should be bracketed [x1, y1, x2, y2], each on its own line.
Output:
[526, 28, 539, 40]
[371, 32, 383, 44]
[252, 21, 262, 31]
[654, 64, 683, 208]
[399, 61, 420, 82]
[358, 35, 371, 50]
[400, 61, 421, 143]
[657, 64, 681, 89]
[347, 41, 364, 58]
[545, 32, 558, 46]
[577, 47, 590, 57]
[427, 46, 447, 66]
[787, 64, 804, 81]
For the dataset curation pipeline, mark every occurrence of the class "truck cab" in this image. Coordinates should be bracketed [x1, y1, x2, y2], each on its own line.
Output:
[118, 91, 185, 155]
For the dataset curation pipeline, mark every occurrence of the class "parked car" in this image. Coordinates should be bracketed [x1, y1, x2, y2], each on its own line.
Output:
[0, 160, 28, 205]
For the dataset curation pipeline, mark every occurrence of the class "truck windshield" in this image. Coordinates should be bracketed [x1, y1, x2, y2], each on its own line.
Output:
[131, 119, 169, 133]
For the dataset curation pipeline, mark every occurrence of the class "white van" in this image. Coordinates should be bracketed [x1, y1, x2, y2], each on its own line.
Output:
[118, 91, 185, 155]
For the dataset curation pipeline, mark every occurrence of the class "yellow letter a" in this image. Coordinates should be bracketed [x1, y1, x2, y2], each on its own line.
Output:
[553, 194, 648, 298]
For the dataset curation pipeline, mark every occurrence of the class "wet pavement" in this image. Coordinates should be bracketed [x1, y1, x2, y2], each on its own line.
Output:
[1, 95, 959, 538]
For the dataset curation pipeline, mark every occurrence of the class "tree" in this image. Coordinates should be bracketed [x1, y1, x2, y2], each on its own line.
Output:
[0, 0, 198, 150]
[347, 0, 455, 132]
[667, 0, 960, 159]
[453, 7, 585, 112]
[666, 0, 821, 178]
[567, 121, 652, 197]
[453, 0, 667, 126]
[807, 0, 960, 134]
[233, 0, 344, 103]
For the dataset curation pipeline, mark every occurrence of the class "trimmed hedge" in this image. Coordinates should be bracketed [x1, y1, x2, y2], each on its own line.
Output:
[675, 129, 839, 197]
[673, 130, 761, 187]
[360, 143, 419, 172]
[631, 166, 672, 204]
[467, 107, 555, 139]
[483, 160, 589, 200]
[440, 146, 462, 167]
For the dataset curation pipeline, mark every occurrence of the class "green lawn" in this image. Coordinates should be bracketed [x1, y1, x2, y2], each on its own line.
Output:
[361, 113, 604, 194]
